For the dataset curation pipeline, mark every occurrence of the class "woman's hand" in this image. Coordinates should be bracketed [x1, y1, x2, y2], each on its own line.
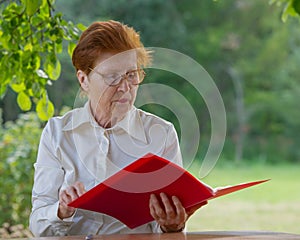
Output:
[58, 181, 86, 219]
[149, 192, 207, 233]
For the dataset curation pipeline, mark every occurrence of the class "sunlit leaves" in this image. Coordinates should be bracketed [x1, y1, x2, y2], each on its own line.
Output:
[11, 83, 26, 93]
[270, 0, 300, 21]
[36, 92, 54, 121]
[77, 23, 87, 32]
[67, 42, 77, 58]
[44, 58, 61, 80]
[17, 92, 32, 111]
[25, 0, 42, 16]
[0, 0, 83, 120]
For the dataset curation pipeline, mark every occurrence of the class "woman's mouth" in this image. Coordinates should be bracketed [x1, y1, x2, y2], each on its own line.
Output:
[116, 98, 129, 103]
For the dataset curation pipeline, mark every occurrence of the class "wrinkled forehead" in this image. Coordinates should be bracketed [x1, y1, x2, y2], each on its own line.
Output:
[94, 49, 138, 74]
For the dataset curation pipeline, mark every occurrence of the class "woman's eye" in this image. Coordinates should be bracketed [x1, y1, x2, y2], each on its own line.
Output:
[110, 77, 121, 85]
[107, 74, 119, 79]
[127, 72, 136, 79]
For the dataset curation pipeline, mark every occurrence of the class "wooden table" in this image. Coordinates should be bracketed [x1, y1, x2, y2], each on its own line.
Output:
[14, 231, 300, 240]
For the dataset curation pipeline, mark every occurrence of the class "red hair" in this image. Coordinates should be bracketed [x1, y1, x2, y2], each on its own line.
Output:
[72, 20, 151, 73]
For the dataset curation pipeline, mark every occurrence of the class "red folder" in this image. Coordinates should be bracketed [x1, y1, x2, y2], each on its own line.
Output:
[68, 153, 269, 229]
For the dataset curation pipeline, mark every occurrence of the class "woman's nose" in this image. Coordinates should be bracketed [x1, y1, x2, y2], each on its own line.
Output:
[117, 77, 130, 92]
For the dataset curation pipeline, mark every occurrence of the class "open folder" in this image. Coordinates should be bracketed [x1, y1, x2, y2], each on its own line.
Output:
[68, 153, 269, 229]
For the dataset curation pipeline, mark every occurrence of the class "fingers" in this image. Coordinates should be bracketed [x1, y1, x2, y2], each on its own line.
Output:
[73, 181, 86, 196]
[59, 190, 74, 207]
[60, 181, 86, 202]
[149, 194, 166, 224]
[161, 193, 176, 218]
[58, 182, 86, 219]
[64, 187, 78, 201]
[149, 193, 186, 232]
[172, 195, 186, 222]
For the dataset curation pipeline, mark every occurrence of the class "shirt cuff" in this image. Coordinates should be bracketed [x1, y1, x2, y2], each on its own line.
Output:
[62, 209, 77, 222]
[49, 201, 75, 224]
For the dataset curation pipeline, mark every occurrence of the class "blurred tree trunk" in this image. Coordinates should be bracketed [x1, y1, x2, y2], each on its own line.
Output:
[228, 67, 245, 163]
[0, 90, 20, 122]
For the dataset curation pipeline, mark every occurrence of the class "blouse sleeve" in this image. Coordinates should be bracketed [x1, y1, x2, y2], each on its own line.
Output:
[29, 121, 73, 236]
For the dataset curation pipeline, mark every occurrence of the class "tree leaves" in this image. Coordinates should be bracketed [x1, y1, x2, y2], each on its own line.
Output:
[0, 110, 42, 225]
[17, 92, 32, 111]
[292, 0, 300, 14]
[271, 0, 300, 21]
[44, 58, 61, 81]
[0, 0, 83, 121]
[25, 0, 42, 16]
[36, 93, 54, 121]
[67, 42, 77, 58]
[11, 83, 26, 93]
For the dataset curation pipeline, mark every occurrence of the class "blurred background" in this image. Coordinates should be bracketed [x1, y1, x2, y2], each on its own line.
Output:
[1, 0, 300, 238]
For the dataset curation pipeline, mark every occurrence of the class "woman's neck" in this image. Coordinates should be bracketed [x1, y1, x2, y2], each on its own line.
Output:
[90, 103, 126, 129]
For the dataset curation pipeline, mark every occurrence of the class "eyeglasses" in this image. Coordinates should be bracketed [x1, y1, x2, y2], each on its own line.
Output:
[88, 67, 146, 86]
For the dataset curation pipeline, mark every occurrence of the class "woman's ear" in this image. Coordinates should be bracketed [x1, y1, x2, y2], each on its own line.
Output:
[77, 70, 89, 92]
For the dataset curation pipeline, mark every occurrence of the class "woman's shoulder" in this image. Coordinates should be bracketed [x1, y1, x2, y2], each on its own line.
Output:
[45, 106, 87, 131]
[134, 108, 173, 128]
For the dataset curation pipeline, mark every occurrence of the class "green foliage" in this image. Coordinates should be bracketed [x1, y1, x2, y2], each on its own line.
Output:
[271, 0, 300, 21]
[0, 0, 83, 120]
[52, 0, 300, 164]
[36, 91, 54, 121]
[0, 110, 42, 226]
[173, 0, 300, 164]
[0, 0, 300, 230]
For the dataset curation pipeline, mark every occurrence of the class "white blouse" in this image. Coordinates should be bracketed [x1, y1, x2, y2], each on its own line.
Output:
[29, 102, 183, 236]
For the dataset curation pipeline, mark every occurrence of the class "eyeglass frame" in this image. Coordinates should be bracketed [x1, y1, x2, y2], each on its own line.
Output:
[88, 67, 146, 86]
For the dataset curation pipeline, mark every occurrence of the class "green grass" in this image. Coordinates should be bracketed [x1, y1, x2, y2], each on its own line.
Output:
[186, 162, 300, 234]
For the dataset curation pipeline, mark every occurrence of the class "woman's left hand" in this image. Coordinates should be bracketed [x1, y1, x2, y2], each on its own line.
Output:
[149, 192, 207, 233]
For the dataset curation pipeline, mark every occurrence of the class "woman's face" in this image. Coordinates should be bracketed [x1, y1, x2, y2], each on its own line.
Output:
[78, 50, 139, 126]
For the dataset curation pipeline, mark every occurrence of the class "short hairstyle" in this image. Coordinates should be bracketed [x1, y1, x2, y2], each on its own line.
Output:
[72, 20, 151, 74]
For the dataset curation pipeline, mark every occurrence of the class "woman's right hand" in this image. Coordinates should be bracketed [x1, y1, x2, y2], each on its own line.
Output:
[58, 181, 86, 219]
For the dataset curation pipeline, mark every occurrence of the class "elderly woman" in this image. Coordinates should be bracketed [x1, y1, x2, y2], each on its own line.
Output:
[29, 20, 205, 236]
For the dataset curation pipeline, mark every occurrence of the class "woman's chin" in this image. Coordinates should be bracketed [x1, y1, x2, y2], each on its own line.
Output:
[113, 102, 131, 116]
